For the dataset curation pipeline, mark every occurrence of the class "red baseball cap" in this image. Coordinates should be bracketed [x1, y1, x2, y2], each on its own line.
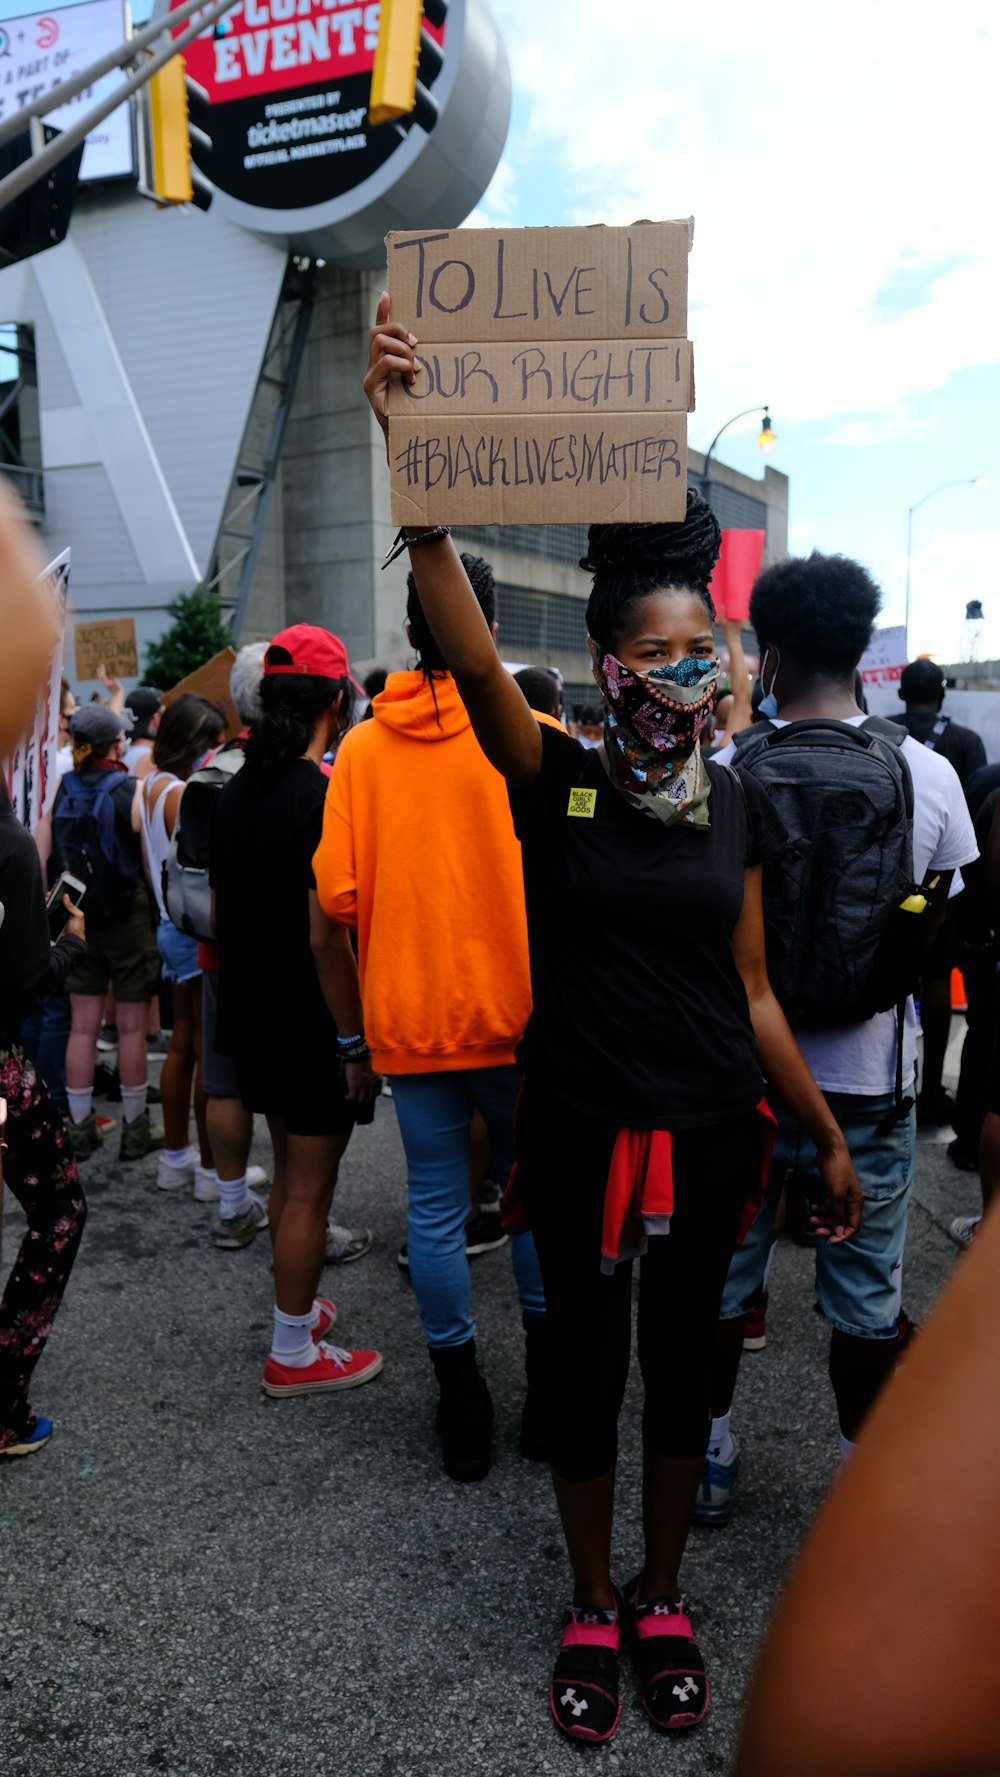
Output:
[264, 623, 363, 694]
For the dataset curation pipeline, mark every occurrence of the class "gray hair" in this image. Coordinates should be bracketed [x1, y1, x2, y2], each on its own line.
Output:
[229, 642, 268, 725]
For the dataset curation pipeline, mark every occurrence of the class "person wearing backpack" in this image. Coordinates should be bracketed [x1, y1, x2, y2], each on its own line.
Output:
[703, 552, 978, 1528]
[53, 703, 163, 1163]
[140, 695, 226, 1196]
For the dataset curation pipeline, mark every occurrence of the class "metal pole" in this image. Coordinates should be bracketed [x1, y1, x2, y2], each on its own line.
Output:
[0, 0, 221, 149]
[904, 503, 913, 660]
[0, 0, 240, 210]
[700, 405, 769, 492]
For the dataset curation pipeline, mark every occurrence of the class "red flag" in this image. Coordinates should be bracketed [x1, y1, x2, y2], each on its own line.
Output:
[708, 529, 765, 622]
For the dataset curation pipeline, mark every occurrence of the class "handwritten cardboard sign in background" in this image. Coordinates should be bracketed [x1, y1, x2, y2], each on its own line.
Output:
[162, 648, 240, 740]
[74, 617, 138, 682]
[386, 222, 695, 526]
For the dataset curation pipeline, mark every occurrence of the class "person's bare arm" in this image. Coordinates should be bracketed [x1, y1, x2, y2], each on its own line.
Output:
[96, 662, 125, 716]
[308, 892, 380, 1104]
[363, 292, 542, 786]
[733, 1199, 1000, 1777]
[733, 866, 862, 1239]
[718, 618, 753, 746]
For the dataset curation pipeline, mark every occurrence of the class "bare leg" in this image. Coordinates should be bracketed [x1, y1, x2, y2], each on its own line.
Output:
[207, 1095, 255, 1181]
[115, 1000, 150, 1092]
[66, 993, 102, 1091]
[551, 1468, 617, 1610]
[270, 1126, 350, 1315]
[640, 1450, 705, 1600]
[159, 978, 196, 1150]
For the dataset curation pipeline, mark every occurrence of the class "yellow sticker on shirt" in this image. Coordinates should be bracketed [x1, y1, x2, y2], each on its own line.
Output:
[567, 788, 597, 819]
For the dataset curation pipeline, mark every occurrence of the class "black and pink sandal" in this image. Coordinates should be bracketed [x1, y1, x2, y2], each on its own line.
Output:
[625, 1576, 709, 1731]
[549, 1600, 622, 1743]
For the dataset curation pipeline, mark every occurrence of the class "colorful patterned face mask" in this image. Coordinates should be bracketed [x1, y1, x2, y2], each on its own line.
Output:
[589, 643, 721, 828]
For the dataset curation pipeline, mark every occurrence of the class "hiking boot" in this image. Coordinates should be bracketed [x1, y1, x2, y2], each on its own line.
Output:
[325, 1221, 373, 1264]
[69, 1114, 100, 1161]
[212, 1192, 270, 1250]
[119, 1111, 165, 1163]
[431, 1339, 494, 1483]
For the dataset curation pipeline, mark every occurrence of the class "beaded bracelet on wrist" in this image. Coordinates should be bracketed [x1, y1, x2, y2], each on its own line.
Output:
[381, 525, 451, 569]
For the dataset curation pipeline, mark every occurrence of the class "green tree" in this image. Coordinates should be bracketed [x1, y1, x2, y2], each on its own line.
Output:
[144, 587, 231, 688]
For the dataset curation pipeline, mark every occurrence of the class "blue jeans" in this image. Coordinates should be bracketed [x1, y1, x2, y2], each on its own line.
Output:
[389, 1066, 545, 1349]
[720, 1091, 915, 1340]
[21, 991, 71, 1115]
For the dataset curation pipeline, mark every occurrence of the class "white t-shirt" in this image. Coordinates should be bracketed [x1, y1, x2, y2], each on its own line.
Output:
[717, 718, 979, 1096]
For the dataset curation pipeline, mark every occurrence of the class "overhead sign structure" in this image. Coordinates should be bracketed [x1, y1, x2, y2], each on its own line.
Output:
[0, 0, 133, 181]
[386, 222, 696, 526]
[159, 0, 511, 265]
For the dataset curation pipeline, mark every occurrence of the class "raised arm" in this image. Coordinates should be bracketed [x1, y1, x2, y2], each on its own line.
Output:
[363, 293, 542, 786]
[718, 617, 753, 747]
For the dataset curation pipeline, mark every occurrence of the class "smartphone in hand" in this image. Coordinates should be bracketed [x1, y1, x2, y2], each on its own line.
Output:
[45, 871, 86, 942]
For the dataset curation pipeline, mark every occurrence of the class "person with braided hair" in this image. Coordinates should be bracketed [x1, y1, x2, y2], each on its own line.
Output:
[313, 548, 547, 1486]
[360, 296, 866, 1747]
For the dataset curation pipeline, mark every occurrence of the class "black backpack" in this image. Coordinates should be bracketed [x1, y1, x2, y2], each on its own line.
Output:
[732, 717, 921, 1029]
[51, 769, 140, 924]
[164, 741, 245, 944]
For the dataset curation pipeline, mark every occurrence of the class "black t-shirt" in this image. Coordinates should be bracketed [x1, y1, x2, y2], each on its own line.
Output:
[890, 711, 986, 791]
[210, 758, 334, 1060]
[508, 727, 786, 1128]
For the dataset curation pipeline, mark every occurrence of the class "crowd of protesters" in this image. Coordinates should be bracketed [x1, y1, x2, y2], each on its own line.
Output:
[1, 319, 998, 1765]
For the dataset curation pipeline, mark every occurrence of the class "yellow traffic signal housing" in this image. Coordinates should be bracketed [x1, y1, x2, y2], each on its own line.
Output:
[148, 56, 213, 210]
[149, 55, 192, 204]
[369, 0, 446, 131]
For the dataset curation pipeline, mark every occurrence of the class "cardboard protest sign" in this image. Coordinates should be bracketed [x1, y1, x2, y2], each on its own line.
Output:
[6, 549, 70, 833]
[859, 625, 908, 688]
[708, 529, 765, 622]
[75, 616, 138, 682]
[386, 222, 695, 526]
[162, 648, 240, 739]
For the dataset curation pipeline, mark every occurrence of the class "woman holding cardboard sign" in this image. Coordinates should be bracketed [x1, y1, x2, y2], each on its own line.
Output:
[362, 295, 862, 1746]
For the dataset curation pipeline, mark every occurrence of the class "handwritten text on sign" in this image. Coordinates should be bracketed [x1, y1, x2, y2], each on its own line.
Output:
[386, 223, 694, 524]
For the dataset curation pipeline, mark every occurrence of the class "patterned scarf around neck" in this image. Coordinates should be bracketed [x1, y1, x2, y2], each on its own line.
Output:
[589, 641, 720, 829]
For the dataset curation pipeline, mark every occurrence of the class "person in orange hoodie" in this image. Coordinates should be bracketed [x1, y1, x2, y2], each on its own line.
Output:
[313, 553, 546, 1485]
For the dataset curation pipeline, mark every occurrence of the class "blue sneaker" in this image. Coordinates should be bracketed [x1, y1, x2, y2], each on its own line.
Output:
[0, 1415, 54, 1458]
[692, 1438, 739, 1527]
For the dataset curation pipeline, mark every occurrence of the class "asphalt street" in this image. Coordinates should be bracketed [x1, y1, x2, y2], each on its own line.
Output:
[0, 1040, 978, 1777]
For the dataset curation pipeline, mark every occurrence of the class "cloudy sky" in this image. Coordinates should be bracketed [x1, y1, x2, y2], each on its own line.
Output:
[469, 0, 999, 667]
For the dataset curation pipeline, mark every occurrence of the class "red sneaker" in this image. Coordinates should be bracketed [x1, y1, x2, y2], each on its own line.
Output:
[743, 1302, 768, 1352]
[95, 1114, 117, 1141]
[312, 1298, 338, 1342]
[262, 1341, 383, 1397]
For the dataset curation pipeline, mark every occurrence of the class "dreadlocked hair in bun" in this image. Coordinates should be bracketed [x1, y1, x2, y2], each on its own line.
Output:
[407, 552, 496, 674]
[582, 488, 721, 652]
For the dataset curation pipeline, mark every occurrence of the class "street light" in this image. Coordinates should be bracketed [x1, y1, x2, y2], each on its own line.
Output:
[904, 477, 987, 657]
[700, 406, 776, 492]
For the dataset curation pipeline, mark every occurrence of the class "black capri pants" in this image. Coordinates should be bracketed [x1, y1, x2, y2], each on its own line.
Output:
[515, 1084, 759, 1483]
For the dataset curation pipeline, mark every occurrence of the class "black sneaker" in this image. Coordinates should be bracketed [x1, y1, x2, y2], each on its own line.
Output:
[465, 1212, 509, 1258]
[946, 1137, 978, 1172]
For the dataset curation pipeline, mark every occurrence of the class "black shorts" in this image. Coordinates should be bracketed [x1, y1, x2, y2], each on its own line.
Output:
[234, 1043, 372, 1137]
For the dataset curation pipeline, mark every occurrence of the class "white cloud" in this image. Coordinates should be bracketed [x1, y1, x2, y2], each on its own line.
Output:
[488, 0, 1000, 432]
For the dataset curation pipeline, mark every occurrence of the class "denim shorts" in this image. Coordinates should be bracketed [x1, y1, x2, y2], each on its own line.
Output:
[720, 1091, 915, 1340]
[156, 916, 201, 985]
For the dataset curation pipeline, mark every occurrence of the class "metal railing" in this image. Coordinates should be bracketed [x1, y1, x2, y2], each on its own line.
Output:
[0, 461, 44, 517]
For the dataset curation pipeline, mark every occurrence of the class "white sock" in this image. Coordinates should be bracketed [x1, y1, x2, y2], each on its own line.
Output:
[164, 1145, 194, 1168]
[708, 1411, 735, 1465]
[66, 1088, 93, 1124]
[271, 1307, 316, 1368]
[839, 1432, 857, 1463]
[219, 1173, 253, 1220]
[119, 1084, 148, 1125]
